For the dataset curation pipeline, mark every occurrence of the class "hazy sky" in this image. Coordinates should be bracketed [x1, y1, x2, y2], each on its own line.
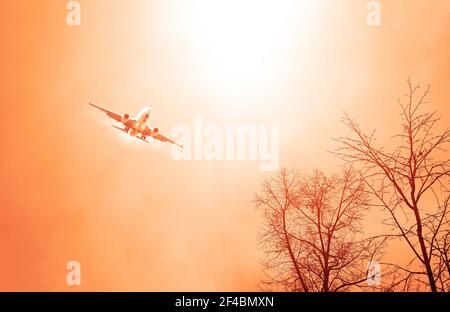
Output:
[0, 0, 449, 290]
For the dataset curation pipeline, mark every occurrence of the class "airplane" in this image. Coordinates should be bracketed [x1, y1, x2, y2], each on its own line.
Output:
[89, 102, 183, 148]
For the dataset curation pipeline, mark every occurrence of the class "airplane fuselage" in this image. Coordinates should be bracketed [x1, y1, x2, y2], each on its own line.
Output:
[127, 107, 152, 137]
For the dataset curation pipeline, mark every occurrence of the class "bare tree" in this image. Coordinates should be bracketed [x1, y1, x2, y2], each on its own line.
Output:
[335, 79, 450, 292]
[255, 167, 386, 292]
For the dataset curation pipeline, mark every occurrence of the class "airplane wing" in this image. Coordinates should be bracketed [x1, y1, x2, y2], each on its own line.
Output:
[153, 132, 184, 148]
[112, 125, 128, 134]
[89, 102, 122, 123]
[142, 127, 183, 148]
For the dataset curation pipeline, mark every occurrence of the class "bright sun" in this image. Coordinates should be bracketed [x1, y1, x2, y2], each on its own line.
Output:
[192, 0, 296, 78]
[158, 0, 320, 112]
[180, 0, 315, 84]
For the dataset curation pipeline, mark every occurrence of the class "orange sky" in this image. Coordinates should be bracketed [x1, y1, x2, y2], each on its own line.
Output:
[0, 0, 449, 291]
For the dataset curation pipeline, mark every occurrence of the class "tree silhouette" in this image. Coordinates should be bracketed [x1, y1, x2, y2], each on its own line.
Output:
[335, 79, 450, 292]
[255, 168, 386, 292]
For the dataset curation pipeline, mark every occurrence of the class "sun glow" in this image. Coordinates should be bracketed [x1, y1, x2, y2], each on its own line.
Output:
[174, 0, 318, 92]
[191, 0, 298, 78]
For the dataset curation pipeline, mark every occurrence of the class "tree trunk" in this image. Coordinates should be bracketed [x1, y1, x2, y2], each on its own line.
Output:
[283, 210, 308, 292]
[413, 207, 437, 292]
[323, 269, 329, 292]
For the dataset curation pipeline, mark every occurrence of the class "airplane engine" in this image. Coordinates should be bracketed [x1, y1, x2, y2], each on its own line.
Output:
[152, 128, 159, 137]
[128, 128, 138, 137]
[121, 113, 130, 123]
